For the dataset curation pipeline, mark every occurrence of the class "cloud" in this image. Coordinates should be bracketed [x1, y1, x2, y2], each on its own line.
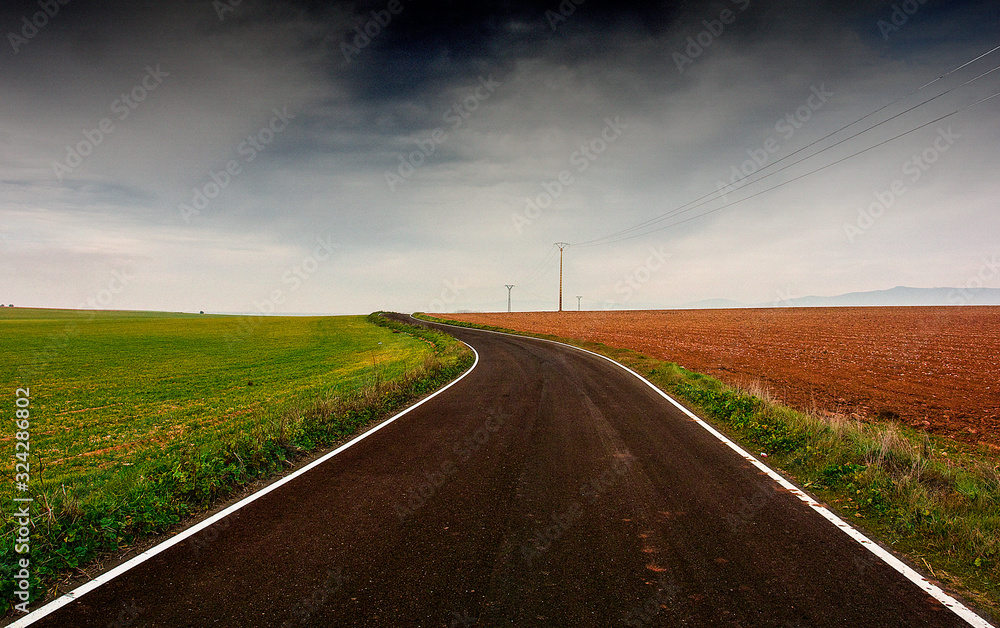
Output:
[2, 0, 998, 313]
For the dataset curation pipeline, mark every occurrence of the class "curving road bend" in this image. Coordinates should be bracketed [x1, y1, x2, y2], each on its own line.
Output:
[12, 315, 991, 627]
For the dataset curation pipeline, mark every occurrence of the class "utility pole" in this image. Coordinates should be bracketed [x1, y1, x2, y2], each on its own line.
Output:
[554, 243, 570, 312]
[505, 284, 514, 313]
[577, 295, 582, 311]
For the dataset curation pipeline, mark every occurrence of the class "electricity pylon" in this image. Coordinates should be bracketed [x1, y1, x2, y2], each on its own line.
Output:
[505, 284, 514, 312]
[554, 242, 570, 312]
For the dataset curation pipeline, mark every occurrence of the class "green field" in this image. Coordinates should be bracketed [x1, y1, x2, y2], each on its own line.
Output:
[1, 308, 470, 611]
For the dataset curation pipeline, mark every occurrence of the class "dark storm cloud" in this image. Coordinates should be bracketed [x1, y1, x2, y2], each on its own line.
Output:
[306, 0, 684, 137]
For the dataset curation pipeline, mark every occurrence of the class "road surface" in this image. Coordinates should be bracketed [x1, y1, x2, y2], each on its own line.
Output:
[13, 315, 989, 627]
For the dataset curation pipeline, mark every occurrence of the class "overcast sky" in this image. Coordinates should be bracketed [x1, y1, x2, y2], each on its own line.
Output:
[2, 0, 998, 314]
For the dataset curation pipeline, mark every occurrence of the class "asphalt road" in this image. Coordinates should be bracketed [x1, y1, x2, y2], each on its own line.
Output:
[16, 316, 987, 627]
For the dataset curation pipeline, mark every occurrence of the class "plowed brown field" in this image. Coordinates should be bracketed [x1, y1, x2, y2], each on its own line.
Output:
[436, 307, 1000, 449]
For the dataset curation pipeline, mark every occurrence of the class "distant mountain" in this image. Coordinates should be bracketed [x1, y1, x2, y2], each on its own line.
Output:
[681, 287, 1000, 309]
[762, 286, 1000, 307]
[677, 298, 749, 309]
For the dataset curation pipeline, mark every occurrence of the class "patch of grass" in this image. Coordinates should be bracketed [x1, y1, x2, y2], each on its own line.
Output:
[418, 313, 999, 620]
[1, 310, 471, 613]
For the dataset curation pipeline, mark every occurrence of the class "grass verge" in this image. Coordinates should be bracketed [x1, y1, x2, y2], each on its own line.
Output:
[1, 312, 472, 615]
[416, 313, 999, 621]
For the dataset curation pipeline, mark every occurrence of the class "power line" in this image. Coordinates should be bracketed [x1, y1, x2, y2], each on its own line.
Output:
[586, 89, 1000, 246]
[574, 43, 1000, 248]
[506, 45, 1000, 310]
[577, 44, 1000, 246]
[555, 242, 569, 311]
[516, 245, 557, 287]
[588, 62, 1000, 246]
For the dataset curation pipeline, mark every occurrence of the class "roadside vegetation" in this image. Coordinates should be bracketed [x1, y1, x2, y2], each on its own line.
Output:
[1, 310, 471, 614]
[417, 313, 999, 620]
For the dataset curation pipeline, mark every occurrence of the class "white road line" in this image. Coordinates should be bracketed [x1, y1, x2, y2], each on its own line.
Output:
[423, 316, 995, 628]
[8, 334, 479, 628]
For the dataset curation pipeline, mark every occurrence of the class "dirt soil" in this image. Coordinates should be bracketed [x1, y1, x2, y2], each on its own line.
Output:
[437, 307, 1000, 450]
